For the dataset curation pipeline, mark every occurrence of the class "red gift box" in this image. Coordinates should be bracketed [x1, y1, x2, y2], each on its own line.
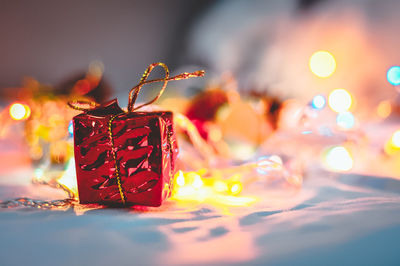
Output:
[70, 63, 204, 206]
[73, 99, 178, 206]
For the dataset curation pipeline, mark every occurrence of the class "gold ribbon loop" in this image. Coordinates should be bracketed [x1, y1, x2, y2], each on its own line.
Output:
[68, 100, 100, 111]
[69, 62, 205, 113]
[128, 63, 205, 112]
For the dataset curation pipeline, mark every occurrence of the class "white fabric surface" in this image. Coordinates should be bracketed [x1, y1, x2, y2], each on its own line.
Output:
[1, 167, 400, 265]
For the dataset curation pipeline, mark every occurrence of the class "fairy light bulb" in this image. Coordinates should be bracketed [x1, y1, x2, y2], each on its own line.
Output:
[229, 182, 243, 196]
[191, 173, 203, 189]
[309, 51, 336, 78]
[328, 89, 353, 113]
[9, 103, 31, 120]
[175, 171, 185, 187]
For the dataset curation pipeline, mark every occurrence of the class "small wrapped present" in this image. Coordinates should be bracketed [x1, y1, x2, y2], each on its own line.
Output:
[70, 63, 204, 206]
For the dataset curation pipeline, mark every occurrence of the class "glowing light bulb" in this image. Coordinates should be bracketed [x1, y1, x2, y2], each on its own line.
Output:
[229, 182, 243, 196]
[377, 101, 392, 118]
[328, 89, 352, 113]
[311, 94, 326, 110]
[9, 103, 30, 120]
[192, 174, 203, 189]
[387, 66, 400, 86]
[391, 130, 400, 148]
[336, 112, 355, 130]
[323, 146, 354, 172]
[309, 51, 336, 78]
[175, 171, 185, 187]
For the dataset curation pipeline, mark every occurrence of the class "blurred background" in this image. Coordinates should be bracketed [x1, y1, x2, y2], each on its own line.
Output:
[1, 0, 400, 185]
[1, 0, 399, 105]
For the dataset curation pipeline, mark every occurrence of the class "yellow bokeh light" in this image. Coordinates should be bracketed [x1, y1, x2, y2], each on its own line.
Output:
[377, 101, 392, 119]
[384, 130, 400, 155]
[9, 103, 31, 120]
[328, 89, 353, 113]
[323, 146, 354, 172]
[229, 182, 243, 196]
[391, 130, 400, 148]
[309, 51, 336, 78]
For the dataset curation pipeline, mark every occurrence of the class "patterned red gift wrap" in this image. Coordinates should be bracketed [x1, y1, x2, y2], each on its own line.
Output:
[73, 99, 178, 206]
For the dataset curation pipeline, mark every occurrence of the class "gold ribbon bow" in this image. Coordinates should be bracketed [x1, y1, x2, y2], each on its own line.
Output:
[69, 63, 205, 204]
[69, 62, 205, 112]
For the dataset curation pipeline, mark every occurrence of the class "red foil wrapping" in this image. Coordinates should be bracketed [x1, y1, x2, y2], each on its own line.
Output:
[73, 99, 177, 206]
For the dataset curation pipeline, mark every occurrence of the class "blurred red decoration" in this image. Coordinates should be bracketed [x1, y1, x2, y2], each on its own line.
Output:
[186, 88, 228, 139]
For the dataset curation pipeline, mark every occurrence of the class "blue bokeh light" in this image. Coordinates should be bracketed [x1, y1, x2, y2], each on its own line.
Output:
[336, 112, 355, 130]
[387, 66, 400, 86]
[311, 94, 326, 110]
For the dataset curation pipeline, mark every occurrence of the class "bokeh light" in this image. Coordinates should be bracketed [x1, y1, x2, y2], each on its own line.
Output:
[328, 89, 352, 113]
[336, 112, 355, 130]
[391, 130, 400, 148]
[323, 146, 354, 172]
[309, 51, 336, 78]
[387, 66, 400, 86]
[9, 103, 31, 121]
[384, 130, 400, 155]
[377, 101, 392, 118]
[311, 94, 326, 110]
